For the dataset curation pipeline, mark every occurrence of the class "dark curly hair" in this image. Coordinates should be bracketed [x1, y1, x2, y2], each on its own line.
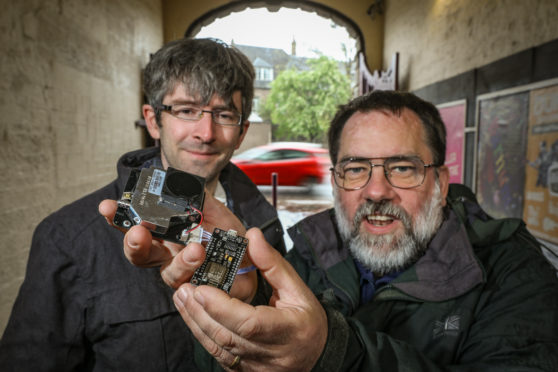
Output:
[328, 90, 447, 166]
[143, 38, 255, 126]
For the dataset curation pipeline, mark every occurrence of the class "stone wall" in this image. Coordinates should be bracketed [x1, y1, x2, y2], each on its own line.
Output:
[384, 0, 558, 91]
[0, 0, 163, 333]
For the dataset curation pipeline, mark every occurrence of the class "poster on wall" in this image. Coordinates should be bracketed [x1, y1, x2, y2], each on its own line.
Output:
[476, 92, 529, 219]
[523, 84, 558, 244]
[438, 101, 466, 184]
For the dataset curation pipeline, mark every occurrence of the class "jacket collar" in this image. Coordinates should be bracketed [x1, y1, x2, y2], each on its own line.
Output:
[115, 147, 161, 189]
[290, 206, 486, 304]
[388, 210, 485, 302]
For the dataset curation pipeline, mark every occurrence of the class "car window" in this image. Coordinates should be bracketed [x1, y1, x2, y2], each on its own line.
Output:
[281, 150, 309, 160]
[256, 150, 283, 161]
[255, 149, 310, 161]
[233, 147, 269, 160]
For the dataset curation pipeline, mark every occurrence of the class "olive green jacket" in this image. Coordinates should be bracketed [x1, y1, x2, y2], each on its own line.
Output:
[288, 184, 558, 371]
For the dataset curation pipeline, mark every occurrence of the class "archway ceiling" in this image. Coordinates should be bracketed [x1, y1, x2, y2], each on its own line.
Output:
[162, 0, 384, 72]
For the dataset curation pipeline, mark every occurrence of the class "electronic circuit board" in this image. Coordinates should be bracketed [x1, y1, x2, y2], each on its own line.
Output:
[113, 166, 205, 244]
[191, 228, 248, 293]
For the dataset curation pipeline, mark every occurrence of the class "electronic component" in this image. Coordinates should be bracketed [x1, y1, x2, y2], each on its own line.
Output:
[191, 228, 249, 293]
[113, 166, 205, 244]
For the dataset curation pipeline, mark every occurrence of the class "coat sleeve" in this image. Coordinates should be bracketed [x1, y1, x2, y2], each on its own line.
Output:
[0, 218, 88, 371]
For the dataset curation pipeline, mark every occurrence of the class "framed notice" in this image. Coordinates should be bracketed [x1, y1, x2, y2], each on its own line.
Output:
[476, 92, 529, 219]
[523, 84, 558, 244]
[438, 100, 466, 184]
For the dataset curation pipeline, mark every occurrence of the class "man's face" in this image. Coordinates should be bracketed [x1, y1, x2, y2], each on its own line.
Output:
[144, 84, 248, 188]
[332, 109, 449, 274]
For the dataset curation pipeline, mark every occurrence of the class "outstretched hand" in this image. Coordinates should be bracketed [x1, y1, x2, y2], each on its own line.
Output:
[98, 192, 257, 301]
[173, 227, 328, 372]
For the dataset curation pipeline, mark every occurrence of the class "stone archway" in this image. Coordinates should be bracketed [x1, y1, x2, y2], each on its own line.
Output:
[183, 1, 364, 60]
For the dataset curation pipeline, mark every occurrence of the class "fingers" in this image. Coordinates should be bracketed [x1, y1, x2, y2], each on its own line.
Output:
[245, 228, 312, 304]
[98, 199, 129, 234]
[98, 199, 117, 222]
[228, 267, 258, 303]
[123, 225, 182, 266]
[174, 284, 243, 367]
[184, 228, 312, 334]
[174, 229, 329, 372]
[123, 225, 163, 266]
[160, 243, 205, 289]
[202, 193, 246, 236]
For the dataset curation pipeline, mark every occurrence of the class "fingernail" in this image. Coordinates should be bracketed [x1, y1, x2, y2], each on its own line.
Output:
[194, 289, 205, 306]
[183, 251, 200, 266]
[173, 295, 183, 310]
[125, 236, 139, 250]
[176, 287, 188, 306]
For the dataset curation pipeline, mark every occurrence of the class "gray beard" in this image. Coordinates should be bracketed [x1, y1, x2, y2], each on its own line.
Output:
[334, 182, 444, 276]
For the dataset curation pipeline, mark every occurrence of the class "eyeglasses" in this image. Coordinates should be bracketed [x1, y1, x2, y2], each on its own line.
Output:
[331, 156, 438, 190]
[157, 104, 243, 127]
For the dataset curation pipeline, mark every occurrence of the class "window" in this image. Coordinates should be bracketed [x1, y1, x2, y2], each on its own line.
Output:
[256, 67, 273, 81]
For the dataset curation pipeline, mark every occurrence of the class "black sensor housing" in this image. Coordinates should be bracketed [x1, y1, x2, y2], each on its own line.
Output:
[113, 166, 205, 244]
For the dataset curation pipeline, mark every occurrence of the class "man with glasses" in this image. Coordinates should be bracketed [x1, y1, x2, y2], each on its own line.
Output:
[116, 90, 558, 370]
[0, 38, 285, 371]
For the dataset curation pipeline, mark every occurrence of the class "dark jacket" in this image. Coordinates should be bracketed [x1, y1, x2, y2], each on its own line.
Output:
[287, 184, 558, 371]
[0, 147, 285, 371]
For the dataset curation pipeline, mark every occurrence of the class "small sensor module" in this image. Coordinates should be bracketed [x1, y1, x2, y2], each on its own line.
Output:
[191, 228, 249, 293]
[113, 166, 250, 292]
[113, 166, 205, 244]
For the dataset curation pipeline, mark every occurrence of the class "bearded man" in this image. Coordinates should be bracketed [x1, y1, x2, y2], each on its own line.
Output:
[107, 90, 558, 371]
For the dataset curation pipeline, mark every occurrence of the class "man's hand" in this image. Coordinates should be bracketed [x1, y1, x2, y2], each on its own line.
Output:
[173, 228, 328, 372]
[98, 193, 257, 301]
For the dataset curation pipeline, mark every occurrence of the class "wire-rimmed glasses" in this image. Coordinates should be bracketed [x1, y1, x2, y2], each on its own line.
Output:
[157, 104, 242, 127]
[331, 156, 438, 190]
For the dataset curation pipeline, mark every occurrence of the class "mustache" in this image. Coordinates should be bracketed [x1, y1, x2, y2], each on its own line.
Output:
[352, 200, 412, 233]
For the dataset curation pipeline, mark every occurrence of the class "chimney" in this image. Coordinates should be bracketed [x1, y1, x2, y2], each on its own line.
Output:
[291, 38, 296, 56]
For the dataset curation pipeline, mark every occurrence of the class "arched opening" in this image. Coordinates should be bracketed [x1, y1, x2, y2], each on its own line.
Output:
[184, 1, 364, 59]
[185, 6, 362, 150]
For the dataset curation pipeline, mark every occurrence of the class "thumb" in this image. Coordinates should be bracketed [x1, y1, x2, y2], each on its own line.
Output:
[245, 228, 312, 305]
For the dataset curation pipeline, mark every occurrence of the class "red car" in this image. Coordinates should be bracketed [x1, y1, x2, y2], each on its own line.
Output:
[232, 142, 331, 187]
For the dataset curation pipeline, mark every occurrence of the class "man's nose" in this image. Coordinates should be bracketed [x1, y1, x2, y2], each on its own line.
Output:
[362, 165, 396, 202]
[193, 111, 216, 142]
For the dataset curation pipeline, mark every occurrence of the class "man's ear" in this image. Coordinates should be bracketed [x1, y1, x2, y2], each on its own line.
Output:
[235, 121, 250, 150]
[437, 165, 450, 206]
[143, 104, 161, 140]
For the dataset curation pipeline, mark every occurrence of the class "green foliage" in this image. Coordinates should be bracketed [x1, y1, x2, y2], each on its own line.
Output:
[262, 56, 352, 142]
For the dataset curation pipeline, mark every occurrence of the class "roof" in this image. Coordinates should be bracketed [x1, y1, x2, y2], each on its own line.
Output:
[234, 44, 291, 69]
[253, 57, 273, 68]
[234, 43, 310, 86]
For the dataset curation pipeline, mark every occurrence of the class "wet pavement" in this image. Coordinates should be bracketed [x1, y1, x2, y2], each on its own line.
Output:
[257, 182, 334, 250]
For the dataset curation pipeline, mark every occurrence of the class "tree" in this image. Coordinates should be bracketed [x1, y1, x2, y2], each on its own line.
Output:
[262, 56, 352, 142]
